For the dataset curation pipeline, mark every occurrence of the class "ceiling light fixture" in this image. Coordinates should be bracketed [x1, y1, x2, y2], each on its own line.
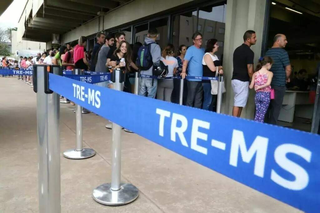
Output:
[285, 7, 303, 15]
[272, 2, 276, 5]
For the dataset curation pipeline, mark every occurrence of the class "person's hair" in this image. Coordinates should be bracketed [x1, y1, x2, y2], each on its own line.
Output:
[205, 39, 218, 53]
[192, 32, 203, 40]
[106, 33, 114, 41]
[115, 32, 125, 40]
[162, 44, 174, 58]
[132, 42, 142, 62]
[78, 36, 87, 46]
[243, 30, 255, 42]
[59, 45, 67, 56]
[177, 44, 186, 56]
[148, 28, 158, 38]
[96, 31, 105, 39]
[115, 41, 132, 71]
[273, 34, 283, 43]
[256, 56, 273, 71]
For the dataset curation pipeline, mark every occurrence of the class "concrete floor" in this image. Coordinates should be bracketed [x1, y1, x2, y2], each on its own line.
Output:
[0, 77, 302, 213]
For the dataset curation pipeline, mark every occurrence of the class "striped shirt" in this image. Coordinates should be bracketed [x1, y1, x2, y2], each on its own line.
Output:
[265, 48, 290, 87]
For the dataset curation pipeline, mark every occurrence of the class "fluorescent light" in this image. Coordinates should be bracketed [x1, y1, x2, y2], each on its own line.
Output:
[272, 2, 276, 5]
[285, 7, 303, 15]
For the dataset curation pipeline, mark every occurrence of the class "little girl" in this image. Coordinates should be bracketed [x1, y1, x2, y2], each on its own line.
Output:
[249, 56, 274, 122]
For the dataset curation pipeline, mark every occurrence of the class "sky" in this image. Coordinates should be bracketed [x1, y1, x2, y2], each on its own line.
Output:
[0, 0, 28, 30]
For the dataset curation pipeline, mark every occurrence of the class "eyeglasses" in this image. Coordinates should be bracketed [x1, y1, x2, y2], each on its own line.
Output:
[194, 38, 203, 41]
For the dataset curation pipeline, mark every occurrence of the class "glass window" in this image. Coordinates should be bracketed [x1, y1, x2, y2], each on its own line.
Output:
[134, 23, 148, 44]
[172, 10, 198, 51]
[198, 4, 226, 60]
[149, 17, 169, 50]
[122, 27, 132, 44]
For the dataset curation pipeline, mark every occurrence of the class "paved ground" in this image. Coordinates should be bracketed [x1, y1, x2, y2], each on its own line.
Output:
[0, 77, 302, 213]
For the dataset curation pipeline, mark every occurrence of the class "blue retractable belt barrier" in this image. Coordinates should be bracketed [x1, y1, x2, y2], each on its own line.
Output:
[140, 74, 218, 81]
[0, 69, 33, 76]
[63, 73, 111, 84]
[49, 73, 320, 213]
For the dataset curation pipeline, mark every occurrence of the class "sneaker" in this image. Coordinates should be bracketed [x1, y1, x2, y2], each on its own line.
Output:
[123, 128, 133, 133]
[82, 108, 90, 114]
[105, 123, 112, 129]
[60, 99, 70, 104]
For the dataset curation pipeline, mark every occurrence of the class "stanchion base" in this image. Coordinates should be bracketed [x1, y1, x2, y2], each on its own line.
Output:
[63, 148, 96, 159]
[93, 183, 139, 206]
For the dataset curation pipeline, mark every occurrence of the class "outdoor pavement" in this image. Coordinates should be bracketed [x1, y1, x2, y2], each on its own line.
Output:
[0, 77, 302, 213]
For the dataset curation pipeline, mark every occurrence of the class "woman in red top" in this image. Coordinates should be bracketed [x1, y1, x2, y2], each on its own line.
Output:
[74, 36, 89, 70]
[2, 57, 8, 68]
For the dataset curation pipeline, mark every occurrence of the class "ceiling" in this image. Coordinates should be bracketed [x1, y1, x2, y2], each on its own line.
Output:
[269, 0, 320, 57]
[23, 0, 132, 42]
[0, 0, 12, 16]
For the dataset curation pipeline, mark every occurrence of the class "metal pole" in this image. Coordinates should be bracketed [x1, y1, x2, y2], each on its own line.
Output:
[93, 69, 139, 206]
[63, 69, 96, 159]
[134, 71, 139, 95]
[217, 69, 223, 114]
[311, 69, 320, 134]
[36, 65, 61, 213]
[179, 78, 184, 105]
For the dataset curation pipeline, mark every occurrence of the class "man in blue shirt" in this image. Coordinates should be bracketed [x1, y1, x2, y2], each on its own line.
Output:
[90, 32, 105, 71]
[181, 32, 205, 108]
[265, 34, 291, 124]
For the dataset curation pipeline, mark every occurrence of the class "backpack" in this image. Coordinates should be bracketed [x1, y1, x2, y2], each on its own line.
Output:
[136, 43, 153, 70]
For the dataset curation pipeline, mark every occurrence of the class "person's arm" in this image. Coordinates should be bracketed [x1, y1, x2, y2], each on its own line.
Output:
[130, 61, 139, 71]
[249, 73, 256, 89]
[247, 64, 254, 78]
[204, 54, 216, 73]
[256, 72, 274, 90]
[285, 64, 292, 81]
[83, 53, 89, 65]
[181, 60, 188, 79]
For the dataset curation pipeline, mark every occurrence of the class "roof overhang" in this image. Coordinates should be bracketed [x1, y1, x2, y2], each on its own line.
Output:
[0, 0, 13, 16]
[22, 0, 132, 43]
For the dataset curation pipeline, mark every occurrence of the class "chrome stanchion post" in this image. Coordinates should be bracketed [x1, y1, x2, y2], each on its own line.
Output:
[216, 69, 223, 114]
[179, 78, 184, 105]
[311, 68, 320, 134]
[35, 65, 61, 213]
[134, 71, 139, 95]
[93, 68, 139, 205]
[63, 69, 96, 159]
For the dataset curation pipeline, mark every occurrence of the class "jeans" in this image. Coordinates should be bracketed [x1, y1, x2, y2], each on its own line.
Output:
[186, 81, 203, 108]
[266, 86, 286, 124]
[139, 78, 158, 98]
[157, 79, 173, 102]
[202, 82, 217, 111]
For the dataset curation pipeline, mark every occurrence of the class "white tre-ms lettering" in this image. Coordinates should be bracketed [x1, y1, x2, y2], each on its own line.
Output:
[72, 83, 101, 108]
[156, 108, 312, 191]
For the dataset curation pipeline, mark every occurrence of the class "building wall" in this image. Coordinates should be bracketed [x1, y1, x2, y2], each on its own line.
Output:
[11, 31, 46, 56]
[61, 0, 193, 43]
[222, 0, 267, 119]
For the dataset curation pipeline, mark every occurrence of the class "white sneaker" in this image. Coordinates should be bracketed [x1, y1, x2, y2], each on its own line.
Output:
[123, 128, 133, 133]
[105, 123, 112, 129]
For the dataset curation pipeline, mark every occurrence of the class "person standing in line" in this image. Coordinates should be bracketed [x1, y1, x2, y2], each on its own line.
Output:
[265, 34, 291, 125]
[43, 50, 54, 65]
[90, 32, 105, 71]
[74, 36, 89, 70]
[231, 30, 257, 117]
[172, 44, 187, 104]
[95, 34, 114, 73]
[106, 32, 126, 68]
[138, 28, 162, 98]
[202, 39, 223, 111]
[157, 44, 178, 102]
[62, 43, 75, 70]
[180, 32, 205, 108]
[249, 56, 274, 122]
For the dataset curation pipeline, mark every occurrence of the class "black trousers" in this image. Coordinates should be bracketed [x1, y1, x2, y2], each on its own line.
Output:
[266, 86, 286, 125]
[186, 81, 203, 109]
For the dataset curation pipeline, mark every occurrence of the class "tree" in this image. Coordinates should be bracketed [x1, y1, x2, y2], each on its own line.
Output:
[0, 28, 11, 56]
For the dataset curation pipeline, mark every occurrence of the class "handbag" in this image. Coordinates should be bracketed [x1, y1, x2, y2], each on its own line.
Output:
[270, 89, 275, 100]
[211, 67, 226, 95]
